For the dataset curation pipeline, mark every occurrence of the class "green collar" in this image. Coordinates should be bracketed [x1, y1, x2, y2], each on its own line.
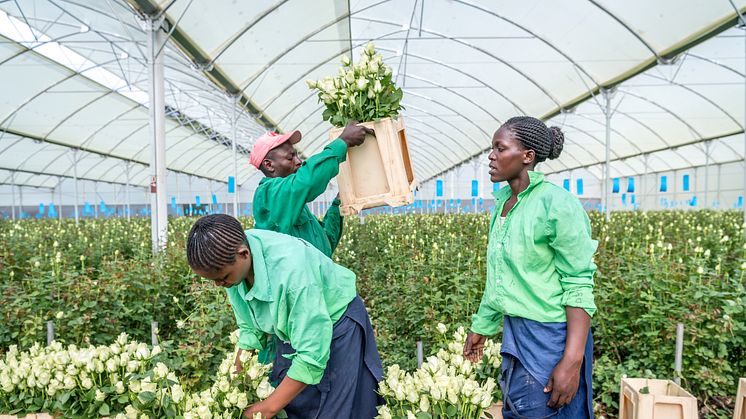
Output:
[492, 171, 545, 201]
[238, 231, 273, 303]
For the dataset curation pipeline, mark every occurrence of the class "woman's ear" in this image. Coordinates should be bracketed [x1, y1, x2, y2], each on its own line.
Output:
[523, 149, 536, 165]
[237, 246, 251, 259]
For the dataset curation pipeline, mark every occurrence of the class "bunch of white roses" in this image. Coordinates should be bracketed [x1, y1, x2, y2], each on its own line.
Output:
[375, 324, 502, 419]
[0, 330, 278, 419]
[307, 42, 404, 127]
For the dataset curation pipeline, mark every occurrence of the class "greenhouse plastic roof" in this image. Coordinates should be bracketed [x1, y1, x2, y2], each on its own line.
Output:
[0, 0, 745, 189]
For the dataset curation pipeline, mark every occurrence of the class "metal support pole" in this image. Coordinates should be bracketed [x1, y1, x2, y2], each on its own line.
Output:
[93, 182, 98, 218]
[416, 341, 424, 368]
[57, 179, 63, 221]
[146, 16, 168, 251]
[46, 321, 54, 346]
[232, 95, 239, 218]
[717, 163, 722, 208]
[151, 321, 158, 346]
[704, 142, 711, 208]
[18, 184, 23, 218]
[10, 173, 16, 220]
[125, 163, 131, 221]
[743, 17, 746, 228]
[603, 88, 613, 222]
[72, 150, 80, 224]
[674, 323, 684, 385]
[642, 154, 649, 211]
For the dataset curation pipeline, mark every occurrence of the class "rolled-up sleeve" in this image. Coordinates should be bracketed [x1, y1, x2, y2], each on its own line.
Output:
[226, 289, 266, 351]
[281, 284, 333, 385]
[547, 198, 598, 317]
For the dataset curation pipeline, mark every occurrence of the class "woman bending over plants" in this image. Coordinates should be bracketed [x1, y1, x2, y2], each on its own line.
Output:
[463, 116, 597, 419]
[186, 214, 383, 419]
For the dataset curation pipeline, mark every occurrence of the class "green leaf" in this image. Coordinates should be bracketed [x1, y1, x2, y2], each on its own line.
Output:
[137, 391, 156, 404]
[98, 402, 110, 416]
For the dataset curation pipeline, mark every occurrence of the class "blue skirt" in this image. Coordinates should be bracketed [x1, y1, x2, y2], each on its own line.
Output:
[270, 296, 384, 419]
[500, 316, 593, 419]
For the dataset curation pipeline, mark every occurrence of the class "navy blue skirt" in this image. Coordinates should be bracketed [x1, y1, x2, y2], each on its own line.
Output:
[270, 296, 384, 419]
[500, 316, 594, 419]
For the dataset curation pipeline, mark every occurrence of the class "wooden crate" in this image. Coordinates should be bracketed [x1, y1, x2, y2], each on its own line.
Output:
[619, 378, 698, 419]
[482, 401, 503, 419]
[330, 116, 416, 216]
[735, 378, 746, 419]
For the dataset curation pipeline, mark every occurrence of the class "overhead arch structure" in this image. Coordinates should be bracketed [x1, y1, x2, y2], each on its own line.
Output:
[0, 0, 744, 196]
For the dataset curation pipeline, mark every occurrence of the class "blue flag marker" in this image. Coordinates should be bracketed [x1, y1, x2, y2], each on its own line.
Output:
[493, 182, 500, 192]
[563, 179, 570, 191]
[212, 194, 218, 205]
[576, 179, 584, 195]
[171, 197, 176, 210]
[612, 178, 620, 193]
[228, 176, 235, 193]
[195, 196, 201, 206]
[436, 179, 443, 197]
[471, 180, 479, 197]
[683, 174, 690, 192]
[660, 175, 668, 192]
[48, 203, 57, 218]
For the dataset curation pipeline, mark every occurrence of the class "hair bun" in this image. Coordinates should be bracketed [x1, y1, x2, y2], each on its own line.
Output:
[548, 126, 564, 160]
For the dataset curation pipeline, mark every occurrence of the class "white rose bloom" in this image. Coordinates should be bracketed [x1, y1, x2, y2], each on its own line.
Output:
[256, 378, 274, 399]
[95, 389, 106, 401]
[419, 395, 430, 412]
[167, 384, 183, 403]
[106, 358, 118, 372]
[436, 323, 448, 334]
[81, 377, 93, 389]
[341, 55, 351, 66]
[377, 405, 393, 419]
[236, 392, 249, 410]
[154, 362, 169, 379]
[407, 412, 417, 419]
[115, 381, 126, 394]
[196, 404, 211, 418]
[55, 311, 64, 319]
[151, 345, 162, 356]
[129, 380, 141, 393]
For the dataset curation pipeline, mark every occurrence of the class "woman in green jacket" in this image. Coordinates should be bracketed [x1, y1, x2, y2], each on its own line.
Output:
[463, 116, 597, 419]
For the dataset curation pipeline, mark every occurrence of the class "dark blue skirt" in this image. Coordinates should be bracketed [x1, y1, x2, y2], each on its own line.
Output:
[500, 316, 593, 419]
[270, 296, 384, 419]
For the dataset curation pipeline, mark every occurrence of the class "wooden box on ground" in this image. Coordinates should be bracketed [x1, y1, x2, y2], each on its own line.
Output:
[482, 401, 503, 419]
[735, 378, 746, 419]
[619, 378, 698, 419]
[330, 116, 416, 216]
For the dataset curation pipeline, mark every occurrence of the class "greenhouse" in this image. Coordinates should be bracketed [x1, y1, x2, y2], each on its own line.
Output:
[0, 0, 745, 418]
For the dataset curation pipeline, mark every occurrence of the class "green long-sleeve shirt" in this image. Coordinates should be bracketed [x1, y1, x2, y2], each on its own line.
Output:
[471, 171, 598, 337]
[252, 139, 347, 257]
[227, 229, 357, 385]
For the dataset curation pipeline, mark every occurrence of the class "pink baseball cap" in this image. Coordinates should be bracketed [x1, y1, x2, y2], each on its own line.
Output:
[249, 130, 302, 169]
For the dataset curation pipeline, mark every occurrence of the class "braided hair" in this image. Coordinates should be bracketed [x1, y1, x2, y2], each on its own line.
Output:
[502, 116, 565, 163]
[187, 214, 248, 273]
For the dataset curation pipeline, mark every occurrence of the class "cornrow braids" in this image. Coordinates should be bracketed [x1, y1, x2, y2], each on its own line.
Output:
[503, 116, 565, 162]
[187, 214, 248, 272]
